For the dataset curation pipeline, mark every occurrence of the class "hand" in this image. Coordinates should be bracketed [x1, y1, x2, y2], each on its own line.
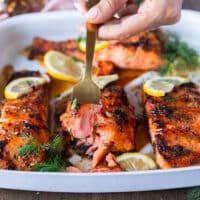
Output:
[42, 0, 74, 12]
[75, 0, 183, 40]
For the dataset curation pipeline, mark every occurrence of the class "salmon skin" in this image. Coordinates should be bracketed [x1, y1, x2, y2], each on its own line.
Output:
[0, 71, 50, 170]
[28, 31, 163, 73]
[145, 83, 200, 168]
[60, 85, 135, 168]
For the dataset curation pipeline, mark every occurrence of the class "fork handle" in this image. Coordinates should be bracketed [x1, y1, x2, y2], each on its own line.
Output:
[85, 0, 100, 78]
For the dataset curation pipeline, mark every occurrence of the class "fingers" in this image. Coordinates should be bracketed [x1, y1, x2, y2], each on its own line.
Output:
[98, 13, 150, 40]
[117, 4, 138, 18]
[74, 0, 87, 13]
[0, 13, 9, 22]
[42, 0, 74, 12]
[86, 0, 128, 24]
[75, 0, 183, 41]
[162, 0, 183, 25]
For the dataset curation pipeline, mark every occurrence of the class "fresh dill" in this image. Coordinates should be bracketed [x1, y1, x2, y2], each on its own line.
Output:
[32, 135, 67, 172]
[159, 33, 200, 76]
[187, 187, 200, 200]
[71, 98, 78, 110]
[32, 154, 65, 172]
[48, 135, 62, 155]
[77, 36, 85, 43]
[17, 142, 40, 157]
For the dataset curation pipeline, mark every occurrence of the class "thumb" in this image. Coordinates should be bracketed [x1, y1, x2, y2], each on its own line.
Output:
[86, 0, 128, 24]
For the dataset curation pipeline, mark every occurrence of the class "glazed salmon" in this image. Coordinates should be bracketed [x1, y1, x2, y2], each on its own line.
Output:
[29, 37, 115, 76]
[29, 37, 85, 61]
[28, 31, 163, 73]
[145, 83, 200, 169]
[0, 72, 50, 170]
[95, 31, 163, 70]
[60, 85, 135, 168]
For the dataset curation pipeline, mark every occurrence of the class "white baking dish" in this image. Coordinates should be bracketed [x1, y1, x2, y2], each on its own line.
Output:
[0, 10, 199, 193]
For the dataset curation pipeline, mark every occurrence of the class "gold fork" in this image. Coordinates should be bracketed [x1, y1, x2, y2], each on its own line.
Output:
[72, 0, 101, 104]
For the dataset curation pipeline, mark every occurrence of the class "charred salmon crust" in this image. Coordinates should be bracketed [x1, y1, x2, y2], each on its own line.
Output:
[0, 72, 50, 170]
[60, 85, 135, 169]
[145, 83, 200, 168]
[29, 31, 163, 73]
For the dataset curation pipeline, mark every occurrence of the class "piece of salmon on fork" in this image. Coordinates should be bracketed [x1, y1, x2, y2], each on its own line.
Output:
[60, 85, 135, 170]
[0, 71, 50, 170]
[145, 83, 200, 169]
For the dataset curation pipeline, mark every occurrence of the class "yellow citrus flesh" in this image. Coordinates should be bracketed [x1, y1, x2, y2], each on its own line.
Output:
[44, 50, 84, 82]
[93, 74, 119, 89]
[143, 77, 187, 97]
[116, 152, 157, 171]
[78, 38, 108, 52]
[4, 77, 46, 99]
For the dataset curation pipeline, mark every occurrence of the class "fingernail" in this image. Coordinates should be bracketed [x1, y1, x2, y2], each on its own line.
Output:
[98, 27, 105, 39]
[86, 8, 98, 20]
[73, 2, 81, 11]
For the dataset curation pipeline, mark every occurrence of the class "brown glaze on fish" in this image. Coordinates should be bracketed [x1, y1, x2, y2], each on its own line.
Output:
[60, 85, 135, 169]
[145, 83, 200, 168]
[29, 31, 163, 73]
[0, 72, 50, 170]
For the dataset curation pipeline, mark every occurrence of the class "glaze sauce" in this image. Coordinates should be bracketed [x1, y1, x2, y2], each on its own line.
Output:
[0, 64, 151, 151]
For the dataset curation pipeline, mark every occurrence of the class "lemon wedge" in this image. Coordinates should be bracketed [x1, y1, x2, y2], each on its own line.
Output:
[44, 50, 84, 82]
[116, 152, 157, 171]
[93, 74, 119, 89]
[143, 77, 187, 97]
[78, 37, 108, 52]
[4, 77, 46, 99]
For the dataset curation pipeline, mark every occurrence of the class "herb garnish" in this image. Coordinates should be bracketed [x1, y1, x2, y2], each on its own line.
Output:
[77, 36, 85, 44]
[71, 98, 78, 110]
[32, 154, 65, 172]
[48, 135, 62, 155]
[187, 187, 200, 200]
[159, 33, 200, 76]
[32, 135, 67, 172]
[17, 141, 40, 157]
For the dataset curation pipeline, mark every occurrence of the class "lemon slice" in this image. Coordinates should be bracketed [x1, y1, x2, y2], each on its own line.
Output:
[93, 74, 119, 89]
[44, 50, 84, 82]
[78, 37, 108, 52]
[116, 152, 157, 171]
[143, 77, 187, 97]
[4, 77, 46, 99]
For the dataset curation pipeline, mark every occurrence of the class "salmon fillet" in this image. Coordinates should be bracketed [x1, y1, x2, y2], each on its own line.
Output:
[0, 72, 50, 170]
[95, 31, 163, 70]
[60, 85, 135, 168]
[145, 83, 200, 169]
[5, 0, 44, 16]
[28, 31, 163, 73]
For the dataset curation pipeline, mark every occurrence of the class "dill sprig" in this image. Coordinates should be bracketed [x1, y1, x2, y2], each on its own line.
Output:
[77, 36, 85, 43]
[32, 154, 65, 172]
[159, 33, 200, 76]
[187, 187, 200, 200]
[71, 98, 78, 110]
[17, 140, 40, 157]
[48, 135, 62, 155]
[32, 135, 67, 172]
